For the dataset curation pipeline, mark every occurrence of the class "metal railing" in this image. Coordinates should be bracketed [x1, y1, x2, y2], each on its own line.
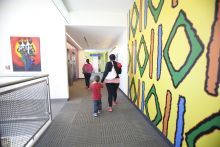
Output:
[0, 75, 52, 147]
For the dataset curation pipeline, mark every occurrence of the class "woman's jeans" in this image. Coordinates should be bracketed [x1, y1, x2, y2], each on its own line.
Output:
[84, 73, 91, 88]
[106, 83, 119, 107]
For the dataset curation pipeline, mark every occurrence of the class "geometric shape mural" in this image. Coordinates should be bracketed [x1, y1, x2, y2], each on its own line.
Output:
[141, 81, 145, 112]
[137, 35, 149, 77]
[133, 40, 137, 74]
[149, 29, 154, 79]
[205, 0, 220, 97]
[139, 0, 143, 32]
[172, 0, 179, 8]
[157, 24, 163, 81]
[131, 2, 139, 37]
[185, 112, 220, 147]
[162, 90, 172, 137]
[144, 0, 148, 29]
[128, 0, 219, 146]
[145, 84, 162, 126]
[174, 96, 186, 147]
[129, 77, 138, 103]
[163, 10, 204, 88]
[128, 44, 131, 72]
[148, 0, 164, 23]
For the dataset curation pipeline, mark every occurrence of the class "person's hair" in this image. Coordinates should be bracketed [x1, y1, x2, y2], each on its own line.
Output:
[94, 75, 100, 82]
[109, 54, 116, 61]
[86, 59, 90, 64]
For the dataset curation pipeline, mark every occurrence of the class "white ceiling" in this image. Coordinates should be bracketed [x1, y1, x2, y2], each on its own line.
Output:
[62, 0, 134, 50]
[62, 0, 133, 13]
[66, 25, 125, 50]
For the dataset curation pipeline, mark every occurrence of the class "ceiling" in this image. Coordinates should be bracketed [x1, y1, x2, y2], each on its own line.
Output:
[62, 0, 134, 50]
[62, 0, 133, 13]
[66, 25, 125, 50]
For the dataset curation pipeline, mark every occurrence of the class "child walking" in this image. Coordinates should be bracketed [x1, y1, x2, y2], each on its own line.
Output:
[89, 75, 103, 117]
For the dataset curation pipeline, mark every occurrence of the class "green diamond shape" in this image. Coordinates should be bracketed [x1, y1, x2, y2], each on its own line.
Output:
[129, 77, 137, 103]
[186, 112, 220, 147]
[148, 0, 164, 23]
[137, 35, 149, 77]
[163, 10, 204, 88]
[128, 44, 131, 72]
[145, 84, 162, 126]
[131, 2, 139, 37]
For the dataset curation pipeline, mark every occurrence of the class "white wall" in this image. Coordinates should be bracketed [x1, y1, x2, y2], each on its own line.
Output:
[78, 50, 86, 78]
[0, 0, 69, 99]
[70, 12, 127, 27]
[109, 29, 128, 95]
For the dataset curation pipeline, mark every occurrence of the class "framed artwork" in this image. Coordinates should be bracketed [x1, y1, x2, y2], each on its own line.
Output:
[10, 37, 41, 71]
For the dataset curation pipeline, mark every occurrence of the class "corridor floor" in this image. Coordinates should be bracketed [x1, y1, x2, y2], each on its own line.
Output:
[35, 79, 172, 147]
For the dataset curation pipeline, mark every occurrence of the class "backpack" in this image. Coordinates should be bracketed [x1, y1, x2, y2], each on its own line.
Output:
[105, 62, 117, 80]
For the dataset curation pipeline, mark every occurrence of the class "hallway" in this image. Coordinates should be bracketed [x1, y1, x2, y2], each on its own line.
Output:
[35, 79, 172, 147]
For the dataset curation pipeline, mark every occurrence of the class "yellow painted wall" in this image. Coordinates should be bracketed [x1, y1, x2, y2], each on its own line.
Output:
[128, 0, 220, 147]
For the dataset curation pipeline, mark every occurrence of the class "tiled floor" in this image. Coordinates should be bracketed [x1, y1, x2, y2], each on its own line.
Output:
[35, 79, 173, 147]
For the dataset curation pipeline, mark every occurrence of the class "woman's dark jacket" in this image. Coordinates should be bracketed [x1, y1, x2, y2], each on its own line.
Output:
[101, 61, 122, 83]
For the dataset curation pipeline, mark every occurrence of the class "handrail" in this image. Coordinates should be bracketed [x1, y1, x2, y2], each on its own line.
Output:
[0, 74, 52, 147]
[0, 74, 49, 88]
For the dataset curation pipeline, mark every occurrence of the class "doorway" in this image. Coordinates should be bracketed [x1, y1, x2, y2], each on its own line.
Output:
[92, 56, 99, 73]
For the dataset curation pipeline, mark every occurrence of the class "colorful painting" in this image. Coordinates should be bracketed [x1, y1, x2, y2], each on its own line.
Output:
[10, 37, 41, 71]
[128, 0, 220, 147]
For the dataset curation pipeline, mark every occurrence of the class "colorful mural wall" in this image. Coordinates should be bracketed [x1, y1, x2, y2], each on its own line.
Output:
[128, 0, 220, 147]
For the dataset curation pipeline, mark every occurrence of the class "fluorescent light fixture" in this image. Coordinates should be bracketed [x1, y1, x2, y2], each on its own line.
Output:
[83, 36, 89, 47]
[65, 33, 83, 49]
[109, 45, 117, 52]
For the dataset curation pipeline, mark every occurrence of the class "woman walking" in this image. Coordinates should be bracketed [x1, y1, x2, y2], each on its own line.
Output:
[82, 59, 94, 88]
[101, 54, 122, 112]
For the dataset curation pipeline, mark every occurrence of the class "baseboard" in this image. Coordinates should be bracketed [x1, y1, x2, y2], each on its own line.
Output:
[119, 88, 173, 147]
[51, 98, 67, 102]
[50, 98, 67, 104]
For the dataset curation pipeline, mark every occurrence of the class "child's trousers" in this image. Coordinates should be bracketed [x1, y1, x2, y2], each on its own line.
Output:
[93, 100, 102, 113]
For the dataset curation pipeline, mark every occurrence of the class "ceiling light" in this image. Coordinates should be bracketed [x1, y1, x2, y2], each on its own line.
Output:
[65, 33, 83, 49]
[83, 36, 89, 47]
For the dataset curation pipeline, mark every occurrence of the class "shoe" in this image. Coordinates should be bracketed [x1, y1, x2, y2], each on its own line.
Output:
[107, 107, 112, 112]
[93, 113, 98, 117]
[113, 101, 118, 105]
[98, 110, 101, 114]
